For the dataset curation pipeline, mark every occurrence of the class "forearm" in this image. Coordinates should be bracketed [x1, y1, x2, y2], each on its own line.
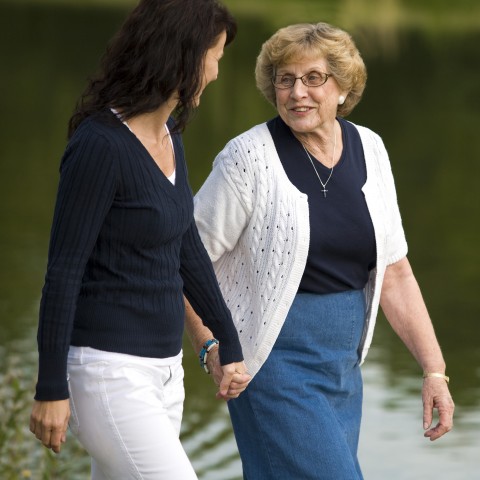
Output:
[380, 257, 446, 373]
[381, 257, 454, 441]
[184, 296, 215, 355]
[185, 296, 251, 400]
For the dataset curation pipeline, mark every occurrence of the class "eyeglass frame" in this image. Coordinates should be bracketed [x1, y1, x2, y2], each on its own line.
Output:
[271, 71, 332, 89]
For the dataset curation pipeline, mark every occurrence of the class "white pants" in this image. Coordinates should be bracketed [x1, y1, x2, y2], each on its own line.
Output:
[67, 346, 198, 480]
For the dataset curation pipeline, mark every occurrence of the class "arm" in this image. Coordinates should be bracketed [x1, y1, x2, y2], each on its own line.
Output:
[180, 220, 243, 365]
[194, 146, 252, 262]
[180, 143, 254, 364]
[184, 297, 250, 400]
[31, 129, 117, 452]
[380, 257, 454, 441]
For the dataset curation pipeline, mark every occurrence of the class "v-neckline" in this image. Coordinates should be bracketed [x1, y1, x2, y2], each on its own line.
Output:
[110, 108, 181, 191]
[126, 122, 182, 189]
[119, 119, 186, 205]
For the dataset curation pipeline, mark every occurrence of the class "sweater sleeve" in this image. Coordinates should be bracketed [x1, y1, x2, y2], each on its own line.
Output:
[35, 127, 117, 401]
[193, 143, 252, 262]
[371, 133, 408, 265]
[180, 219, 243, 366]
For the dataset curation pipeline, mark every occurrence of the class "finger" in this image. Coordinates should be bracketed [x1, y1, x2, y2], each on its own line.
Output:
[429, 411, 454, 441]
[50, 428, 64, 453]
[40, 427, 53, 449]
[422, 403, 433, 430]
[424, 423, 450, 441]
[231, 373, 251, 383]
[33, 422, 45, 441]
[228, 380, 250, 390]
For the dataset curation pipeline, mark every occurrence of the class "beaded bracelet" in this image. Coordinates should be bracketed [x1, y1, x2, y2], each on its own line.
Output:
[199, 338, 219, 374]
[423, 372, 450, 384]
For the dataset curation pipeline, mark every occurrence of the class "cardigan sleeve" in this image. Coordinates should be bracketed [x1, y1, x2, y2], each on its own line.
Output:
[371, 133, 408, 265]
[194, 143, 253, 262]
[35, 128, 117, 400]
[179, 219, 243, 365]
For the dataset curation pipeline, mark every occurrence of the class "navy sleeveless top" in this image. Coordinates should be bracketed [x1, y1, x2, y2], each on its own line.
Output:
[267, 116, 376, 294]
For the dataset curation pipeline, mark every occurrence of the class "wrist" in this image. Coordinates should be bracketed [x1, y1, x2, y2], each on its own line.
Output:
[206, 345, 219, 373]
[199, 338, 219, 374]
[423, 371, 450, 384]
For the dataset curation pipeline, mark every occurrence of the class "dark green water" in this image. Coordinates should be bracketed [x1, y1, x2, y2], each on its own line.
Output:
[0, 2, 479, 479]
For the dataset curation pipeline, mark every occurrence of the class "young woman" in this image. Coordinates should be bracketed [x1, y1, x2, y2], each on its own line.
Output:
[29, 1, 248, 478]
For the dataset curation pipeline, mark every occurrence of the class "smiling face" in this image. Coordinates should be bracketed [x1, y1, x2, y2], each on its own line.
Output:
[274, 56, 345, 135]
[195, 30, 227, 105]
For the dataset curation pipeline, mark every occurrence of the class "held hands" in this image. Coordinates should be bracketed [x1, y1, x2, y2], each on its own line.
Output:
[206, 345, 251, 400]
[422, 377, 454, 441]
[29, 399, 70, 453]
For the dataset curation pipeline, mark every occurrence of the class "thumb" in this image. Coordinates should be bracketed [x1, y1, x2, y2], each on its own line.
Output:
[423, 400, 433, 430]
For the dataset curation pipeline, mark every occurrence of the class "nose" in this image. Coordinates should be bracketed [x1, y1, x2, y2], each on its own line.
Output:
[290, 78, 309, 99]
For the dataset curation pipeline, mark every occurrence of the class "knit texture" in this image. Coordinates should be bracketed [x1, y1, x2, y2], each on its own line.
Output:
[36, 112, 242, 401]
[194, 121, 408, 378]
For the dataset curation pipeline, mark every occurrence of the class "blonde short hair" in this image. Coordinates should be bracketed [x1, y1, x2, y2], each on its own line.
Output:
[255, 23, 367, 117]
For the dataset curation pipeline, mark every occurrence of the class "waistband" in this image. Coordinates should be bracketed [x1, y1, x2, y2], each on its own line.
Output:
[67, 345, 183, 367]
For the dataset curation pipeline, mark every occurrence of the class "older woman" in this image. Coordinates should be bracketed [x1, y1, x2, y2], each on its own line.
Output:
[185, 22, 454, 479]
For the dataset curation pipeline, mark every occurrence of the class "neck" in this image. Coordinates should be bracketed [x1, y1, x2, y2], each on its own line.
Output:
[123, 95, 178, 144]
[127, 112, 171, 144]
[293, 120, 338, 165]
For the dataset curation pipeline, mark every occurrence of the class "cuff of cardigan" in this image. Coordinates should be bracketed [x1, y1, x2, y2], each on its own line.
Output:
[34, 351, 69, 401]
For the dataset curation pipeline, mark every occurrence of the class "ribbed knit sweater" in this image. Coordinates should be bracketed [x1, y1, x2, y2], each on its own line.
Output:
[35, 112, 243, 401]
[194, 121, 408, 378]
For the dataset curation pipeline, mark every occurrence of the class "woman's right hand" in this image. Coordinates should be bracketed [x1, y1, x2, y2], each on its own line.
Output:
[30, 399, 70, 453]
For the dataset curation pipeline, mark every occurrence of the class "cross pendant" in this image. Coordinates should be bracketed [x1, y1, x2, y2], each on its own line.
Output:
[321, 188, 328, 198]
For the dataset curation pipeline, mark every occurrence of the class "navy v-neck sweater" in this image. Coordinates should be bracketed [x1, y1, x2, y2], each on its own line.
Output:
[35, 112, 242, 401]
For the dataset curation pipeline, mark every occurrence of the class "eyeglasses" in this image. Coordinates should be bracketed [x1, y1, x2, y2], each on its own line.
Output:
[272, 71, 332, 89]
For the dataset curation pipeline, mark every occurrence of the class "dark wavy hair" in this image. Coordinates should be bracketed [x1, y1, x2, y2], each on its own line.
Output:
[68, 0, 236, 138]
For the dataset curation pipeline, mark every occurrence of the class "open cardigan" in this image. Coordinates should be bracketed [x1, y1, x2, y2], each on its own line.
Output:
[194, 121, 408, 378]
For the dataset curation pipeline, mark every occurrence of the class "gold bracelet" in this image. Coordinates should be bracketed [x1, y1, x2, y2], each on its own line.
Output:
[423, 372, 450, 384]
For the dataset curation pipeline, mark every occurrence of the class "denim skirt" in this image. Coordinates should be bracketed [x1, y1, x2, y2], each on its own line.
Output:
[228, 290, 366, 480]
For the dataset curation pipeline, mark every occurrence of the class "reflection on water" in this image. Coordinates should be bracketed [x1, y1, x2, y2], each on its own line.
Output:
[1, 2, 479, 478]
[359, 360, 480, 479]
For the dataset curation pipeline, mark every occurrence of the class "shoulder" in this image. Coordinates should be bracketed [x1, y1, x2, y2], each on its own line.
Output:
[224, 122, 272, 152]
[213, 122, 275, 172]
[343, 119, 391, 169]
[61, 114, 123, 172]
[70, 113, 125, 148]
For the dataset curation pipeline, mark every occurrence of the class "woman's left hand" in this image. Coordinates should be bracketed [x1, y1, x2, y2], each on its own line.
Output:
[422, 377, 454, 441]
[217, 361, 251, 401]
[206, 345, 251, 400]
[206, 347, 250, 401]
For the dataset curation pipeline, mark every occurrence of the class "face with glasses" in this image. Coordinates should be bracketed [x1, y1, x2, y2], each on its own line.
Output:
[272, 58, 346, 137]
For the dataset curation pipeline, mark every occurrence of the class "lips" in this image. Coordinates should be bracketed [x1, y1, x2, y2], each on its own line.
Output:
[290, 106, 313, 112]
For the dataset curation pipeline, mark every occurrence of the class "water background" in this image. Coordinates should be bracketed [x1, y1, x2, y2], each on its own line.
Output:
[1, 1, 479, 478]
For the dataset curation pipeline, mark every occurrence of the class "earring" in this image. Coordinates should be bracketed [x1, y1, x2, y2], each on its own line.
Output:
[338, 95, 345, 105]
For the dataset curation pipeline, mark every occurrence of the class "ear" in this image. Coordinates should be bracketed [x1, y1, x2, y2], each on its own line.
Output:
[338, 95, 346, 105]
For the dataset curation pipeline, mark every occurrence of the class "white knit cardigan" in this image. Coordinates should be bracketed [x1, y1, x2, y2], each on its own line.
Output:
[194, 121, 408, 378]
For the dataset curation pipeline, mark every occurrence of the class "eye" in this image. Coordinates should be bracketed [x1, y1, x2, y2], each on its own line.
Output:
[307, 72, 322, 83]
[279, 75, 294, 86]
